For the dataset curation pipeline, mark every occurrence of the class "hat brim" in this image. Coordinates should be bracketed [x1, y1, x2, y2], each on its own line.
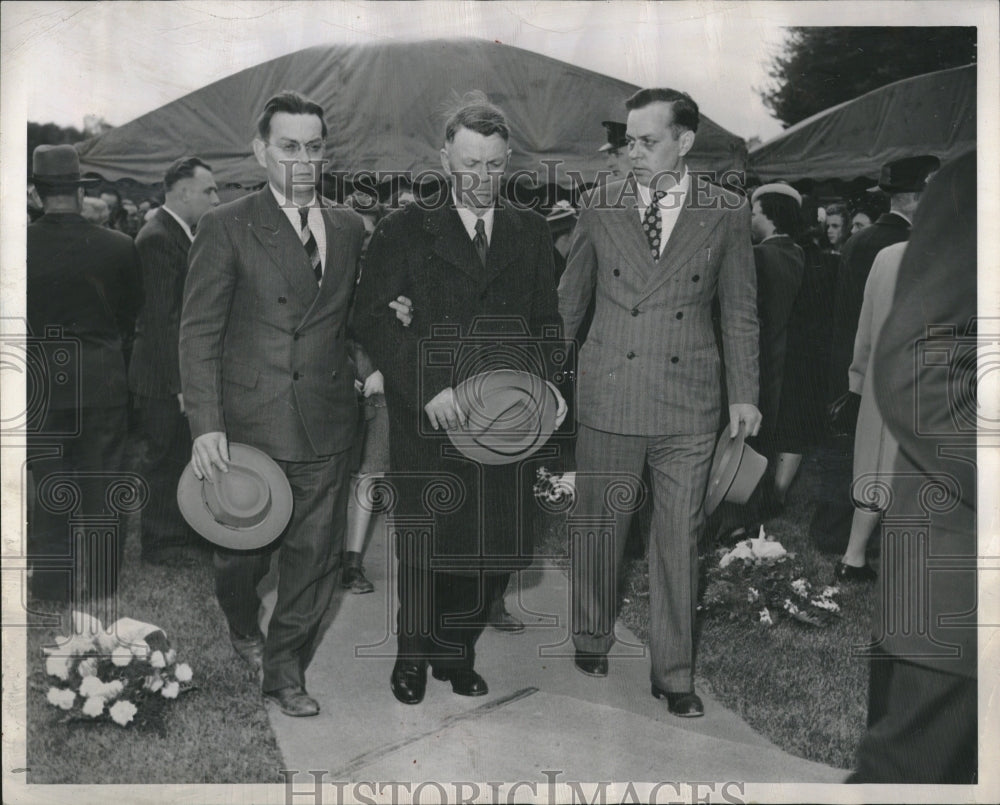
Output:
[448, 370, 558, 465]
[177, 443, 293, 550]
[704, 428, 768, 515]
[31, 175, 101, 186]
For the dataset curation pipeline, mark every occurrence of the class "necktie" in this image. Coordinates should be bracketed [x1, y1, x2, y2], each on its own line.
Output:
[299, 207, 322, 284]
[641, 191, 667, 261]
[473, 217, 488, 268]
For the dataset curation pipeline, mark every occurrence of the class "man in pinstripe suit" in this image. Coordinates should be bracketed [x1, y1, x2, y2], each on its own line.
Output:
[558, 88, 761, 717]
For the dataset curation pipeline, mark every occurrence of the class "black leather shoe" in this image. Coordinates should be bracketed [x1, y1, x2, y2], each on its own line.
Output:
[487, 598, 524, 633]
[263, 685, 320, 717]
[573, 650, 608, 678]
[652, 685, 704, 718]
[390, 660, 427, 705]
[342, 564, 375, 594]
[432, 667, 489, 696]
[833, 560, 877, 583]
[229, 628, 264, 672]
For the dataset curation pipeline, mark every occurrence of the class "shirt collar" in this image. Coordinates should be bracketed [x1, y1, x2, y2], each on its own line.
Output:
[636, 168, 690, 209]
[451, 187, 495, 242]
[161, 204, 194, 241]
[270, 183, 318, 211]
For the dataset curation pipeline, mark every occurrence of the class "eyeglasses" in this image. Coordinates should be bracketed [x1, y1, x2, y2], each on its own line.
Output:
[267, 139, 325, 159]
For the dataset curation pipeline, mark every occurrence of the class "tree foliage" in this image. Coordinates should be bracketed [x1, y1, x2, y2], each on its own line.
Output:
[761, 27, 977, 128]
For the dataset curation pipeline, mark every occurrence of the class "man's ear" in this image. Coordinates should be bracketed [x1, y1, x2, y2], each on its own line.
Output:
[252, 137, 267, 168]
[678, 130, 696, 158]
[439, 145, 451, 177]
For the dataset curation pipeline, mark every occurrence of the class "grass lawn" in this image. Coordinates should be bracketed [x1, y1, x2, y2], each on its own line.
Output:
[24, 437, 284, 784]
[537, 449, 876, 771]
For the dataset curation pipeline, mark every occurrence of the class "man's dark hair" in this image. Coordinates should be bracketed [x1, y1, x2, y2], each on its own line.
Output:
[758, 193, 801, 239]
[444, 90, 510, 143]
[625, 88, 700, 135]
[256, 91, 328, 140]
[164, 156, 212, 192]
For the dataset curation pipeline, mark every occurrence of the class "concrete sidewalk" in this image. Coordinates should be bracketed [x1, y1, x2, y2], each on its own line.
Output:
[259, 516, 846, 785]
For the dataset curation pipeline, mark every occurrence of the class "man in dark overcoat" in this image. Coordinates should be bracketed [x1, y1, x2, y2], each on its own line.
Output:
[353, 92, 565, 704]
[26, 145, 142, 603]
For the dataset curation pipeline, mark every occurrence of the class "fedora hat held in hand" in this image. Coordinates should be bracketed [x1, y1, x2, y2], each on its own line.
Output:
[177, 443, 293, 550]
[704, 423, 768, 516]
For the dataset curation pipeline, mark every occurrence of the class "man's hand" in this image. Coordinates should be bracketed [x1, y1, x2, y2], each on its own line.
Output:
[424, 387, 466, 431]
[389, 295, 414, 327]
[547, 381, 568, 429]
[191, 431, 230, 482]
[177, 393, 185, 415]
[362, 370, 384, 397]
[728, 403, 762, 438]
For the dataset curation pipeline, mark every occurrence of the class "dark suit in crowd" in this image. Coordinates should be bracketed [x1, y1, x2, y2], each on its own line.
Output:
[129, 207, 202, 561]
[850, 150, 977, 784]
[27, 212, 142, 600]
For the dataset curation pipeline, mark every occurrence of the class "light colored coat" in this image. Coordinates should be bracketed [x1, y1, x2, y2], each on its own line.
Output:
[558, 176, 758, 436]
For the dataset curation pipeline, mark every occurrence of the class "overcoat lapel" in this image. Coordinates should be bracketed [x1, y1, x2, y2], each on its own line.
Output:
[483, 205, 522, 284]
[424, 204, 486, 285]
[248, 188, 323, 309]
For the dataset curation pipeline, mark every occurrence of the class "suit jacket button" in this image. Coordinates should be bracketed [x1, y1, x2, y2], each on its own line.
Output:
[613, 269, 621, 277]
[671, 356, 679, 364]
[293, 332, 301, 340]
[631, 308, 639, 317]
[691, 275, 700, 282]
[278, 296, 287, 304]
[293, 371, 300, 380]
[627, 351, 636, 359]
[675, 311, 683, 319]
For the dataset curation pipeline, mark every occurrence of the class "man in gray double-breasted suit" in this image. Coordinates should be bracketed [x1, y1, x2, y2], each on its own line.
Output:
[180, 91, 365, 717]
[559, 88, 761, 717]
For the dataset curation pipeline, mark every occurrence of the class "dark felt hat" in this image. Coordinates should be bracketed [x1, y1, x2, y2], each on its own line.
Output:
[704, 426, 768, 516]
[177, 443, 293, 550]
[31, 144, 99, 186]
[875, 155, 940, 193]
[597, 120, 628, 153]
[448, 370, 559, 465]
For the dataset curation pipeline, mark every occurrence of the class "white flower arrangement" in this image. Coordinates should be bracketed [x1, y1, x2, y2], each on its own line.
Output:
[40, 612, 195, 731]
[533, 467, 576, 506]
[700, 527, 843, 628]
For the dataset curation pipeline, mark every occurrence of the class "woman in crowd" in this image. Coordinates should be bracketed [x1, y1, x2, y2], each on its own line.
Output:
[823, 202, 850, 252]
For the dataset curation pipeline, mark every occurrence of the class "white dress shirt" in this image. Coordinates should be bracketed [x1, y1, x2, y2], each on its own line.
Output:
[636, 169, 690, 257]
[270, 184, 326, 273]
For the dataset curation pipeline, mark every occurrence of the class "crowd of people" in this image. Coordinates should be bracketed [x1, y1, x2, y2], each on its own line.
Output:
[25, 84, 976, 784]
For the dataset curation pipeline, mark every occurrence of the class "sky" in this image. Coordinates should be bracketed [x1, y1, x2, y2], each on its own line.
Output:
[5, 1, 799, 141]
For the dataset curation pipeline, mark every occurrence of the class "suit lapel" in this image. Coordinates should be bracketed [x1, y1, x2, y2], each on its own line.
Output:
[424, 205, 484, 285]
[249, 188, 320, 307]
[636, 177, 721, 303]
[602, 181, 657, 282]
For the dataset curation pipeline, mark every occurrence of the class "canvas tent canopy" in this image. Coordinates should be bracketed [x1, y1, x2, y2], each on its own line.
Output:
[748, 64, 975, 183]
[75, 38, 746, 190]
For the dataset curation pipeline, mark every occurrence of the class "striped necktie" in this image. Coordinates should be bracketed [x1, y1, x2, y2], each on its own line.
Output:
[298, 207, 322, 284]
[641, 190, 667, 262]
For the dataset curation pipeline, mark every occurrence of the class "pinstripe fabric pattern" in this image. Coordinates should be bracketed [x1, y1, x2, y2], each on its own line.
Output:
[558, 176, 758, 436]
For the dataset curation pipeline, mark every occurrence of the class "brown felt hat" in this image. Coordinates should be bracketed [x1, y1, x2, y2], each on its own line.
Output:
[177, 443, 293, 550]
[448, 370, 559, 465]
[704, 425, 768, 516]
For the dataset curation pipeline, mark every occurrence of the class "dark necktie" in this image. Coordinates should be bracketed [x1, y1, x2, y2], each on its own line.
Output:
[473, 217, 488, 268]
[641, 190, 667, 262]
[299, 207, 322, 284]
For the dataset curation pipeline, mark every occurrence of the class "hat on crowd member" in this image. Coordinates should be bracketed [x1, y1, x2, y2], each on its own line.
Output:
[177, 443, 293, 550]
[597, 120, 628, 153]
[751, 183, 802, 207]
[545, 199, 578, 235]
[873, 155, 940, 193]
[31, 144, 100, 186]
[448, 370, 559, 465]
[704, 425, 768, 516]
